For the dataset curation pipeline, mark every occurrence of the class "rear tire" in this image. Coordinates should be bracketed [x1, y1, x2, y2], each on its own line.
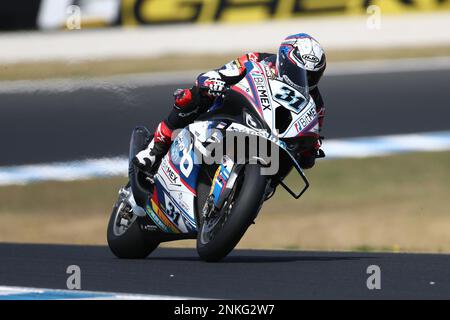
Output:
[107, 196, 159, 259]
[196, 164, 268, 262]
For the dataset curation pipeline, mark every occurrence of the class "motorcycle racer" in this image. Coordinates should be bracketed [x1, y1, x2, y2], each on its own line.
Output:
[133, 33, 326, 174]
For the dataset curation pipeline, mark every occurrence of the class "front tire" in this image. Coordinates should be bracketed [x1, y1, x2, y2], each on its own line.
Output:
[196, 164, 268, 262]
[107, 193, 159, 259]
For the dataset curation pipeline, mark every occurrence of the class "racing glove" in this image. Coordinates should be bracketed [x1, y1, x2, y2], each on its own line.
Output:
[197, 71, 227, 97]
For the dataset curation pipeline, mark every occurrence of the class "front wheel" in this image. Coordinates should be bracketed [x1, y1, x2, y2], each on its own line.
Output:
[196, 164, 268, 262]
[107, 188, 159, 259]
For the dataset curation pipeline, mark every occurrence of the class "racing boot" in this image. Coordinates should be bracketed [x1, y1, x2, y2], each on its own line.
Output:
[132, 121, 172, 175]
[132, 88, 196, 175]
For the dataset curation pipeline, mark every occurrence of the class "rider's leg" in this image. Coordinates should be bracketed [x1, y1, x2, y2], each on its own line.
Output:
[132, 121, 173, 173]
[132, 87, 205, 173]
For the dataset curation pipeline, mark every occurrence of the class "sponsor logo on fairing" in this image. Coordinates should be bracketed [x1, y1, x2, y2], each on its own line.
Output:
[294, 107, 317, 132]
[161, 159, 179, 184]
[146, 204, 172, 233]
[252, 74, 272, 111]
[164, 195, 196, 232]
[177, 192, 191, 213]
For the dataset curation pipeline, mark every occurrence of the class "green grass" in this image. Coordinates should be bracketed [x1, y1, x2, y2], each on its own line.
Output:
[2, 45, 450, 81]
[1, 151, 449, 252]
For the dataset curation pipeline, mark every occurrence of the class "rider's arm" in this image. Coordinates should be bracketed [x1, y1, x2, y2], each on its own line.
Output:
[215, 52, 274, 84]
[196, 52, 275, 96]
[310, 87, 325, 133]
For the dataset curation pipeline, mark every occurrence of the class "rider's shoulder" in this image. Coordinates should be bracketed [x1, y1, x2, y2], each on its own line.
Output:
[238, 52, 275, 64]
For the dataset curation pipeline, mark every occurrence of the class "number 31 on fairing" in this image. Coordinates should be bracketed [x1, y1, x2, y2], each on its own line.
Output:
[271, 80, 307, 113]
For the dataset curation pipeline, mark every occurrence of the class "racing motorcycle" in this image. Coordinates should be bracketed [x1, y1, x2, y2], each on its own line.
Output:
[107, 60, 323, 262]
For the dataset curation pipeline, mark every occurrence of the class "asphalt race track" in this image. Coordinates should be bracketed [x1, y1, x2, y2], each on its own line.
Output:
[1, 69, 450, 166]
[0, 243, 449, 299]
[1, 69, 450, 299]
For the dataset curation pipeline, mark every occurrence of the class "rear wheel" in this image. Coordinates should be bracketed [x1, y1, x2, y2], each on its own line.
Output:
[196, 164, 268, 262]
[107, 187, 159, 259]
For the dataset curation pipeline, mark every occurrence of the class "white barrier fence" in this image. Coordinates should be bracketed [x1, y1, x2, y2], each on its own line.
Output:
[1, 12, 450, 64]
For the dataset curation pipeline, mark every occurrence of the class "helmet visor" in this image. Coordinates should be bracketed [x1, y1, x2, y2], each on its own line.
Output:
[278, 46, 309, 98]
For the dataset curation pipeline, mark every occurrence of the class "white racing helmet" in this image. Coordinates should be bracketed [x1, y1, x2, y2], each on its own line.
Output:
[277, 33, 326, 89]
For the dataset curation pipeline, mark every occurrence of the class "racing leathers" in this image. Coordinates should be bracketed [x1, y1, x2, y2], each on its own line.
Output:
[133, 52, 325, 173]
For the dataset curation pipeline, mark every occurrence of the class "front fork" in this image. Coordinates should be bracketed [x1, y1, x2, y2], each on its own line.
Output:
[203, 156, 273, 217]
[118, 186, 146, 217]
[201, 157, 241, 218]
